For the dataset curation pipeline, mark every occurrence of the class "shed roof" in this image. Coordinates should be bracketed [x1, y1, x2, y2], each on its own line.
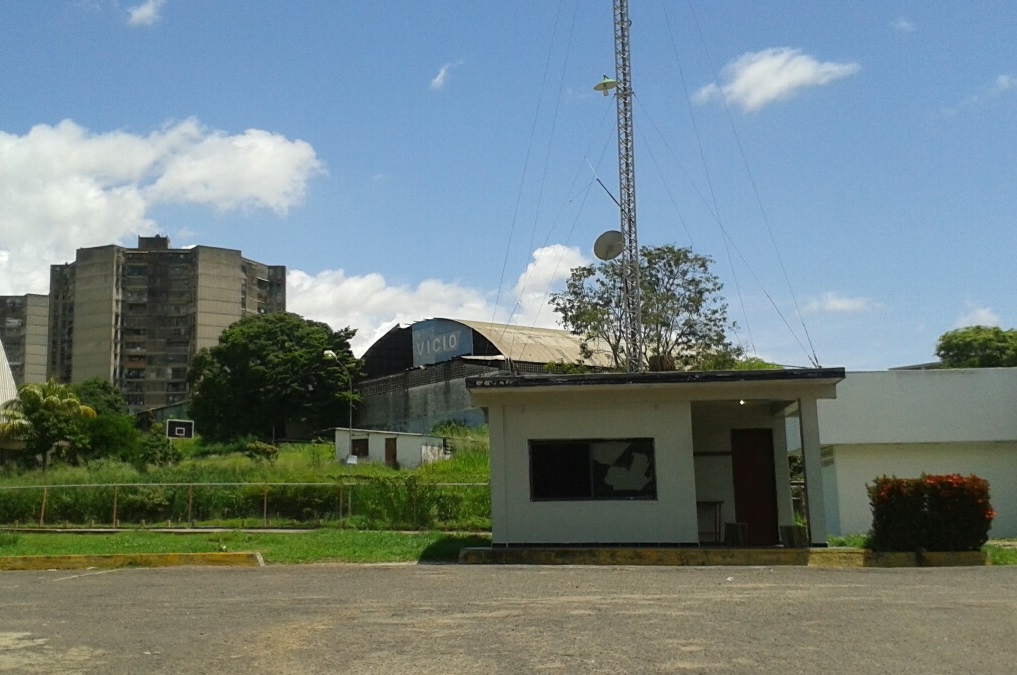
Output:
[453, 319, 615, 368]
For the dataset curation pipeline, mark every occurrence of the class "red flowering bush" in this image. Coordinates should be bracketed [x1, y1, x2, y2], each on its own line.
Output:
[867, 474, 994, 552]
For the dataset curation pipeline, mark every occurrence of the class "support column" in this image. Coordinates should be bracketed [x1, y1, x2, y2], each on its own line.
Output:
[798, 396, 828, 546]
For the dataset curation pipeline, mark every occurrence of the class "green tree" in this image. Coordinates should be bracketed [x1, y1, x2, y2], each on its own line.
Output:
[69, 378, 141, 463]
[0, 380, 96, 469]
[72, 378, 129, 417]
[730, 356, 783, 371]
[550, 244, 742, 370]
[935, 326, 1017, 368]
[187, 312, 359, 443]
[82, 414, 142, 464]
[137, 424, 182, 468]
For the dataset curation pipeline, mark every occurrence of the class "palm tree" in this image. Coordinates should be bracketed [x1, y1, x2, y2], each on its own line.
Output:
[0, 380, 96, 469]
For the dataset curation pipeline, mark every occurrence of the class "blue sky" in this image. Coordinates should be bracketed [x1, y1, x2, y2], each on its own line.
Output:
[1, 1, 1013, 369]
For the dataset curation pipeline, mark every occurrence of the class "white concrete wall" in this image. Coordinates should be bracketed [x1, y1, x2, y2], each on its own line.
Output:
[487, 397, 699, 545]
[818, 369, 1017, 539]
[824, 442, 1017, 538]
[819, 369, 1017, 444]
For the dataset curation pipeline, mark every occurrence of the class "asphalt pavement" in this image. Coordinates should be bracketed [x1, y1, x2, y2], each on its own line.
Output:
[1, 563, 1014, 674]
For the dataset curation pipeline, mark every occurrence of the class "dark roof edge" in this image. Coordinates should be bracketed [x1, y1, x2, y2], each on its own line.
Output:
[466, 367, 846, 390]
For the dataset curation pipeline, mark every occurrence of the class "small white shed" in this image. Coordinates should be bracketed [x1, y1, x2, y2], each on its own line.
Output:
[333, 427, 448, 470]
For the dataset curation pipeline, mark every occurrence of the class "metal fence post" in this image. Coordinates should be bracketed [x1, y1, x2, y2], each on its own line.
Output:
[263, 486, 269, 526]
[39, 486, 47, 527]
[411, 478, 417, 530]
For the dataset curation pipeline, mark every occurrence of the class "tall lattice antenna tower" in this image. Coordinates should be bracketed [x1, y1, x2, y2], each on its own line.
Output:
[595, 0, 642, 372]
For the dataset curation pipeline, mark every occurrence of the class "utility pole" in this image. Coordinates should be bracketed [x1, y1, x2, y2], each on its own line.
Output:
[612, 0, 642, 372]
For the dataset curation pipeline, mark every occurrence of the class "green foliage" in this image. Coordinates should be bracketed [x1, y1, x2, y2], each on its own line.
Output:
[868, 474, 994, 552]
[0, 380, 96, 468]
[0, 440, 492, 530]
[187, 312, 359, 443]
[549, 244, 742, 370]
[244, 440, 279, 463]
[827, 533, 869, 548]
[138, 425, 183, 468]
[71, 378, 129, 417]
[0, 530, 493, 564]
[730, 356, 783, 370]
[81, 414, 141, 464]
[986, 544, 1017, 565]
[543, 360, 590, 374]
[935, 325, 1017, 368]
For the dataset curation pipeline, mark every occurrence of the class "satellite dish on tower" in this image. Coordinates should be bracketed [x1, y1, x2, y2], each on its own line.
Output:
[593, 75, 618, 96]
[594, 230, 625, 261]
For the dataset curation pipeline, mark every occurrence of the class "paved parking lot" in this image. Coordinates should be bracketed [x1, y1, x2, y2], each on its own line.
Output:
[1, 563, 1015, 674]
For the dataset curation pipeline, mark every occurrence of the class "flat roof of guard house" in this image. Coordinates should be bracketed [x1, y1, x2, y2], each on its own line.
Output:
[467, 367, 846, 394]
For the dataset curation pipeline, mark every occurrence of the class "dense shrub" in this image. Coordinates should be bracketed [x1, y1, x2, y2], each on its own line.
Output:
[243, 440, 279, 463]
[137, 426, 183, 467]
[82, 415, 141, 463]
[868, 474, 994, 552]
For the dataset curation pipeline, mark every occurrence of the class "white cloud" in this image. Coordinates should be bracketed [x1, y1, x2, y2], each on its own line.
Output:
[695, 48, 860, 112]
[802, 292, 874, 315]
[941, 74, 1015, 116]
[510, 244, 588, 326]
[145, 126, 324, 214]
[429, 61, 463, 91]
[0, 118, 323, 295]
[127, 0, 166, 27]
[955, 302, 1000, 328]
[287, 244, 586, 355]
[891, 17, 915, 33]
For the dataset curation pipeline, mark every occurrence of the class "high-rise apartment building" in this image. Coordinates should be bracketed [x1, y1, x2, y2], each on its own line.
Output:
[49, 236, 286, 411]
[0, 294, 50, 387]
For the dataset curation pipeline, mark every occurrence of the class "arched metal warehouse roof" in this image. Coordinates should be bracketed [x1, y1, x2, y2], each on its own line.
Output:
[361, 318, 613, 379]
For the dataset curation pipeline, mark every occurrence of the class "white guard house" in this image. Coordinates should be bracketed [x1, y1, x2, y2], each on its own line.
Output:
[466, 368, 844, 547]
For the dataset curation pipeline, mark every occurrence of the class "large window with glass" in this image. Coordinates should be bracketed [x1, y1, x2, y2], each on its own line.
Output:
[529, 438, 657, 501]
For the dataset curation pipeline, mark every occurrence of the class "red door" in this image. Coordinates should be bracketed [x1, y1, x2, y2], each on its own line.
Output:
[731, 428, 779, 546]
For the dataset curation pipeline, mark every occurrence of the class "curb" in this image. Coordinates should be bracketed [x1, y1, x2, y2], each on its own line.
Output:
[459, 547, 990, 568]
[0, 551, 265, 571]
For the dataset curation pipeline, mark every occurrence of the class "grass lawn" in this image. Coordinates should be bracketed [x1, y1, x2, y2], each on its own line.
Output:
[986, 543, 1017, 565]
[831, 532, 1015, 565]
[0, 529, 492, 564]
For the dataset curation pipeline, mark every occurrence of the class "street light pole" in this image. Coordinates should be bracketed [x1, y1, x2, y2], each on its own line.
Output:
[323, 350, 354, 462]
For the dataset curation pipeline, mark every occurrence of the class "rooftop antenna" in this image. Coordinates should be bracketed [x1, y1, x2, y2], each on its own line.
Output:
[594, 0, 642, 372]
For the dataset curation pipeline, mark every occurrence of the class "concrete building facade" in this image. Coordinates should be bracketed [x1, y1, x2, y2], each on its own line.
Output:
[467, 368, 844, 548]
[0, 294, 49, 386]
[48, 236, 285, 412]
[818, 368, 1017, 539]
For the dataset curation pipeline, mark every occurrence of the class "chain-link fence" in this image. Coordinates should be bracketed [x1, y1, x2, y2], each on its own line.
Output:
[0, 478, 490, 531]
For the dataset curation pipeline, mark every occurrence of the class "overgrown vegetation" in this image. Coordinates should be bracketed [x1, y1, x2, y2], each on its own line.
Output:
[0, 428, 492, 530]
